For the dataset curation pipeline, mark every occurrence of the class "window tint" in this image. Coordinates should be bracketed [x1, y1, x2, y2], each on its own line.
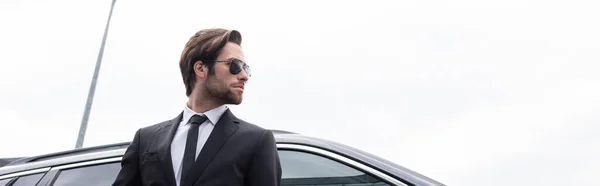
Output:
[51, 162, 120, 186]
[279, 150, 391, 186]
[0, 178, 13, 186]
[11, 173, 45, 186]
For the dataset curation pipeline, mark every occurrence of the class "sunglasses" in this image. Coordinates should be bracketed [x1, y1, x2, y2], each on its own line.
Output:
[204, 58, 251, 77]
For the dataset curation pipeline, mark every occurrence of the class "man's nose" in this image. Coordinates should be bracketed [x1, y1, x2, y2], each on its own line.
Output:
[238, 69, 249, 81]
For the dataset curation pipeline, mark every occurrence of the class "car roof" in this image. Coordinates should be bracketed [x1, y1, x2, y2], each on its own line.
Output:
[0, 130, 444, 186]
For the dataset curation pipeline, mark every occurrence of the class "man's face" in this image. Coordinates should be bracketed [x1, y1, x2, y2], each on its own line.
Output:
[204, 42, 249, 105]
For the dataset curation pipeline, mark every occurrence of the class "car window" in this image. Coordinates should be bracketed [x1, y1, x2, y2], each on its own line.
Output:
[278, 150, 391, 186]
[11, 173, 45, 186]
[0, 178, 13, 186]
[51, 162, 120, 186]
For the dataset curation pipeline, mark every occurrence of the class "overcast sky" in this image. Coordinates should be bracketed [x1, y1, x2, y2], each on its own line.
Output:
[1, 0, 599, 185]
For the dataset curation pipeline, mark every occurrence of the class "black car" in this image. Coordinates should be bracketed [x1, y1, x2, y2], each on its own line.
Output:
[0, 130, 445, 186]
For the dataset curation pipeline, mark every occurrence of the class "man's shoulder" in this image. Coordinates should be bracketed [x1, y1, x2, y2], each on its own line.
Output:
[234, 118, 278, 151]
[235, 118, 274, 138]
[236, 118, 267, 132]
[137, 118, 176, 134]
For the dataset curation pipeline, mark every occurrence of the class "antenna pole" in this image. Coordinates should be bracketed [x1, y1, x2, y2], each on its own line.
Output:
[76, 0, 117, 149]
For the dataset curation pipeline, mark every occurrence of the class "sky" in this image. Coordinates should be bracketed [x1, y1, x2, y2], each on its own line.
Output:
[1, 0, 599, 185]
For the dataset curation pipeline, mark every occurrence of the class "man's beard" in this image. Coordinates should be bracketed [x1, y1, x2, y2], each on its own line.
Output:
[204, 74, 242, 105]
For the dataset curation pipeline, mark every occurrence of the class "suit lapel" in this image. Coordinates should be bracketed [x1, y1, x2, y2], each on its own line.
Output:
[157, 112, 182, 186]
[184, 109, 239, 185]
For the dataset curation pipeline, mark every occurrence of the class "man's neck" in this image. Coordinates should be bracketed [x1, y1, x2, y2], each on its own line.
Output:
[187, 96, 223, 113]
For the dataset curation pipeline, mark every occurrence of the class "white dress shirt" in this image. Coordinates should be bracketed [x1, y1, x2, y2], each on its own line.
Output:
[170, 104, 228, 186]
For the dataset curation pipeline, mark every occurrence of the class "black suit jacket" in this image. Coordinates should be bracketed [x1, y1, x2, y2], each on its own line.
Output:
[112, 109, 282, 186]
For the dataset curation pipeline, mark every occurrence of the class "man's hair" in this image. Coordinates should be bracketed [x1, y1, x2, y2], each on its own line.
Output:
[179, 28, 242, 97]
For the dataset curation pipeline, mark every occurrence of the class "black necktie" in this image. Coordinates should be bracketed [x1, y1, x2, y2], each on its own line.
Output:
[181, 114, 208, 184]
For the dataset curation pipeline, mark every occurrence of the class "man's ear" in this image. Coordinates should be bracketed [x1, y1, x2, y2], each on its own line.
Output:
[193, 60, 207, 79]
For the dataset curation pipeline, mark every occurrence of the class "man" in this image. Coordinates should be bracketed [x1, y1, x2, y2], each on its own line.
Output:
[112, 28, 282, 186]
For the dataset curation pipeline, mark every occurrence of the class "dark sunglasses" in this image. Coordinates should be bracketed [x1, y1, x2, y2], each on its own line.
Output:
[204, 58, 251, 77]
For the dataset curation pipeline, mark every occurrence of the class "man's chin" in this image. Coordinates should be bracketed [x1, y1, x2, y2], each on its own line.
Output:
[230, 98, 243, 105]
[225, 95, 243, 105]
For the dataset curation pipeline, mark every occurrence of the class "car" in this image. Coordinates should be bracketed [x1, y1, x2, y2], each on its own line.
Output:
[0, 159, 20, 168]
[0, 130, 445, 186]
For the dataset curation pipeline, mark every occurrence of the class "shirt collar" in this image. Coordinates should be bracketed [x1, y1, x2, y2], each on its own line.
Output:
[181, 104, 228, 126]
